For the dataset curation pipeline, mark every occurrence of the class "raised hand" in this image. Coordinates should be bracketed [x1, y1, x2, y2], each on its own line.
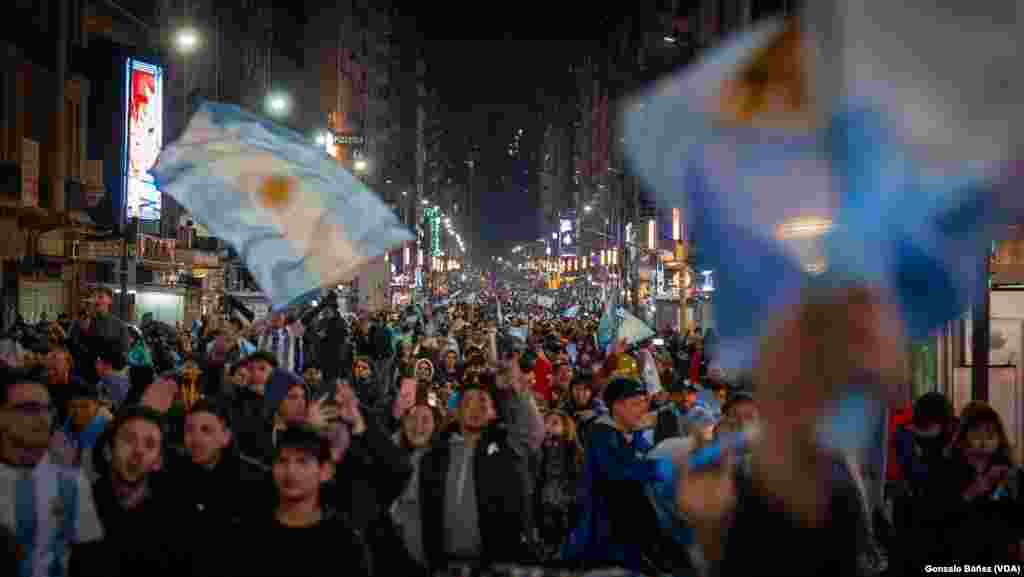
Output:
[140, 378, 177, 413]
[306, 393, 330, 430]
[337, 392, 367, 435]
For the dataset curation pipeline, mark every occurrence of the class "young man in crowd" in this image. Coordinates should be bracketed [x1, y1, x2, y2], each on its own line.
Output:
[173, 399, 271, 527]
[93, 340, 129, 409]
[225, 426, 372, 577]
[228, 352, 276, 455]
[0, 372, 103, 577]
[565, 377, 673, 573]
[654, 381, 700, 444]
[255, 312, 304, 375]
[50, 382, 110, 481]
[559, 372, 607, 447]
[72, 406, 187, 576]
[419, 368, 540, 569]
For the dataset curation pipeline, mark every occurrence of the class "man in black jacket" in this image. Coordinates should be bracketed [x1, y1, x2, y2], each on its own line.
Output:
[419, 380, 534, 571]
[171, 400, 273, 540]
[225, 426, 372, 577]
[72, 406, 189, 577]
[321, 380, 415, 575]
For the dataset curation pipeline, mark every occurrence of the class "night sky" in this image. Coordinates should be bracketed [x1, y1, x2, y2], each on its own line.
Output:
[407, 3, 616, 257]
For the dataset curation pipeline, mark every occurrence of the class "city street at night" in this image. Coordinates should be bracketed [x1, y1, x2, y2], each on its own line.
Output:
[0, 1, 1023, 576]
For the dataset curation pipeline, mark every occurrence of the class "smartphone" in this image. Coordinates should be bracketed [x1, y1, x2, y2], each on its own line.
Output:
[653, 338, 665, 346]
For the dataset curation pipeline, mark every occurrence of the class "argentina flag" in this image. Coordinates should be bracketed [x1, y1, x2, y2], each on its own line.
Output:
[153, 101, 412, 310]
[623, 17, 1024, 368]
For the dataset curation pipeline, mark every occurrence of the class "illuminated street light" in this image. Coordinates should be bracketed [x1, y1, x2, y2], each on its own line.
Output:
[584, 204, 592, 213]
[353, 159, 368, 172]
[176, 27, 200, 53]
[664, 35, 677, 44]
[265, 92, 291, 118]
[421, 199, 428, 205]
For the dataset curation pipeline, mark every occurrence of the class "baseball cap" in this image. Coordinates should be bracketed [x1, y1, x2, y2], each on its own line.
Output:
[603, 377, 647, 406]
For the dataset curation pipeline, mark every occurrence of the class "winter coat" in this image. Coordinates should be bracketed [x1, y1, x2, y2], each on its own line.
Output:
[166, 448, 273, 531]
[71, 474, 190, 577]
[419, 426, 532, 569]
[221, 509, 372, 577]
[563, 417, 671, 572]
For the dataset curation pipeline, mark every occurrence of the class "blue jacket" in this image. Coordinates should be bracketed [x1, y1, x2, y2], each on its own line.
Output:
[563, 417, 672, 571]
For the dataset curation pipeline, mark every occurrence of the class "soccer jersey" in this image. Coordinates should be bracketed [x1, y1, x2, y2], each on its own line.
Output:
[0, 456, 104, 577]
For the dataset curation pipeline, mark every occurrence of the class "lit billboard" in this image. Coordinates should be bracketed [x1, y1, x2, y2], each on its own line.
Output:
[124, 58, 163, 222]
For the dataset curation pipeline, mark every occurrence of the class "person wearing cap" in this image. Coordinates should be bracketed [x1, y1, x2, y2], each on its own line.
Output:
[224, 426, 372, 577]
[50, 381, 110, 480]
[654, 381, 701, 445]
[563, 377, 673, 573]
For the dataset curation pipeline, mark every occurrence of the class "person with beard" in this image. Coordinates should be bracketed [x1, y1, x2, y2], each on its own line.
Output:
[0, 373, 103, 577]
[72, 406, 188, 576]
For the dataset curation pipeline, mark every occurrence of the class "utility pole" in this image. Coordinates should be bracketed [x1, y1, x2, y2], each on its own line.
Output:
[53, 0, 70, 213]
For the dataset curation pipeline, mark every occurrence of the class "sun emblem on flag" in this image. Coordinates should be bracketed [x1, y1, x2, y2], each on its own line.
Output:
[258, 174, 296, 211]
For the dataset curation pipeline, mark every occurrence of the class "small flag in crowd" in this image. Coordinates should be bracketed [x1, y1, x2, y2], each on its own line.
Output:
[617, 308, 655, 346]
[562, 305, 580, 319]
[153, 101, 412, 311]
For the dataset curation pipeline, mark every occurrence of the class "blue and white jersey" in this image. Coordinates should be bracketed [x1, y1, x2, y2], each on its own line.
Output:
[0, 456, 104, 577]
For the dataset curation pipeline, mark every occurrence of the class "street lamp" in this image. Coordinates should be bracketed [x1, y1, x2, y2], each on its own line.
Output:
[176, 27, 200, 54]
[353, 159, 368, 173]
[265, 92, 291, 118]
[584, 204, 592, 213]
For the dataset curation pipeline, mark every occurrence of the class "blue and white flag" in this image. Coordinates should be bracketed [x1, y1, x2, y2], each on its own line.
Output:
[617, 307, 656, 346]
[562, 305, 580, 319]
[623, 19, 1024, 368]
[153, 101, 412, 310]
[597, 300, 617, 350]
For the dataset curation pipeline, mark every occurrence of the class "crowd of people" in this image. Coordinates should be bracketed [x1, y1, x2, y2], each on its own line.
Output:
[1, 286, 1022, 577]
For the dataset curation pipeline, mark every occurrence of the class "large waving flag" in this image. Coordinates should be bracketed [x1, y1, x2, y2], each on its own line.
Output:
[623, 18, 1024, 368]
[153, 101, 412, 310]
